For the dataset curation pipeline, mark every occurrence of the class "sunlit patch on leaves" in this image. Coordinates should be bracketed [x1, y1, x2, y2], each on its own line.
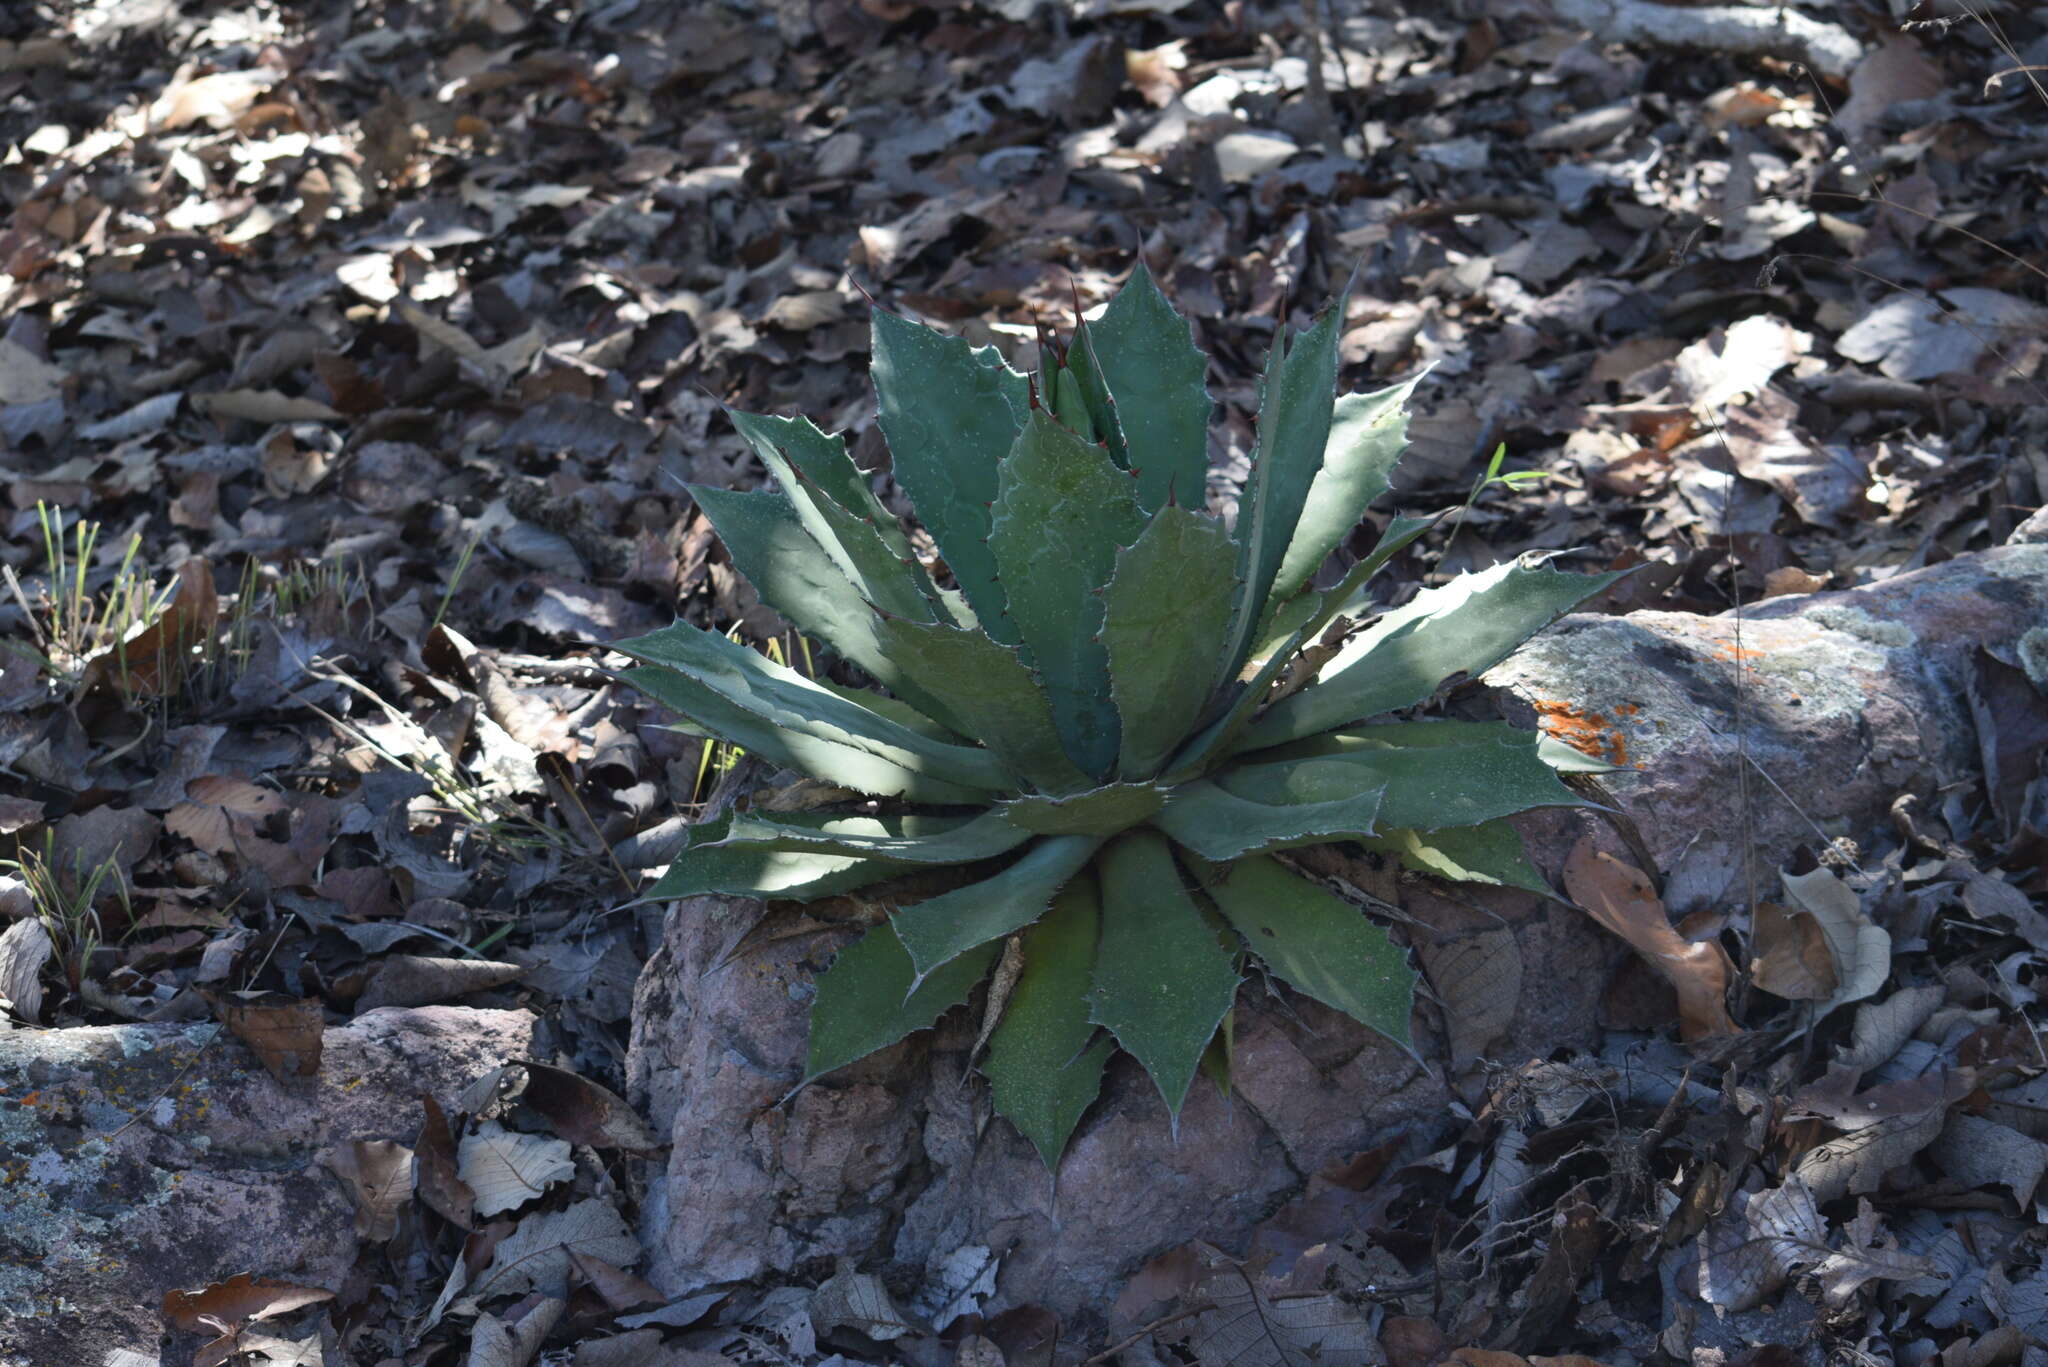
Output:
[621, 266, 1620, 1164]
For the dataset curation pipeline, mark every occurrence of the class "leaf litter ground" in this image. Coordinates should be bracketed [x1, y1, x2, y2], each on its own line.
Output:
[1, 0, 2046, 1362]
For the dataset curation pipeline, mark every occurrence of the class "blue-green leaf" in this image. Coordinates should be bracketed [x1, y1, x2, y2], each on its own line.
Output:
[806, 922, 1001, 1083]
[996, 783, 1164, 836]
[870, 309, 1031, 644]
[1101, 505, 1239, 780]
[1243, 559, 1628, 751]
[1356, 819, 1552, 896]
[892, 834, 1101, 981]
[1153, 778, 1385, 861]
[1266, 376, 1419, 613]
[1164, 513, 1441, 783]
[719, 808, 1033, 864]
[688, 486, 970, 734]
[639, 812, 904, 903]
[1206, 854, 1413, 1050]
[1219, 720, 1583, 832]
[617, 622, 1012, 792]
[988, 409, 1149, 778]
[727, 410, 939, 623]
[1218, 286, 1350, 682]
[624, 665, 986, 804]
[1090, 830, 1240, 1116]
[867, 615, 1090, 794]
[1085, 262, 1210, 512]
[984, 878, 1115, 1170]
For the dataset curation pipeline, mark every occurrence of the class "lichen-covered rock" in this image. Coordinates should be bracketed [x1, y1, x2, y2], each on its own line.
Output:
[0, 1006, 539, 1367]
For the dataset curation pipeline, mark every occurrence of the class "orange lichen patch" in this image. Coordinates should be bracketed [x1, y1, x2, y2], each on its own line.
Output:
[1709, 642, 1766, 663]
[1533, 698, 1632, 766]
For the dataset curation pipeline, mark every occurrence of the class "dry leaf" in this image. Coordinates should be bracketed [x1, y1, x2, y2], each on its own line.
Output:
[1792, 1105, 1947, 1205]
[518, 1059, 662, 1152]
[1933, 1113, 2048, 1207]
[0, 918, 53, 1021]
[459, 1119, 575, 1217]
[1750, 899, 1838, 1000]
[1562, 838, 1737, 1040]
[208, 992, 324, 1082]
[161, 1273, 334, 1333]
[319, 1139, 415, 1241]
[1780, 865, 1890, 1014]
[811, 1257, 915, 1341]
[467, 1294, 565, 1367]
[1419, 929, 1522, 1068]
[473, 1199, 639, 1299]
[416, 1092, 477, 1230]
[357, 955, 526, 1010]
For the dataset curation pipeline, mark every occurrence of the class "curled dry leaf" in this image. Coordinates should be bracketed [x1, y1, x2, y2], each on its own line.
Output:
[1779, 865, 1890, 1015]
[1561, 837, 1737, 1040]
[205, 991, 324, 1082]
[161, 1272, 334, 1333]
[517, 1059, 662, 1152]
[356, 954, 526, 1010]
[416, 1091, 477, 1230]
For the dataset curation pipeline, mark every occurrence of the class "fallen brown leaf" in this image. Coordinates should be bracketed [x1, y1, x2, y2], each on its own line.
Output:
[1562, 837, 1738, 1040]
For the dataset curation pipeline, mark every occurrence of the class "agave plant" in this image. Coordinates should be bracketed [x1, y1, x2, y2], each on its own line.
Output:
[618, 265, 1622, 1167]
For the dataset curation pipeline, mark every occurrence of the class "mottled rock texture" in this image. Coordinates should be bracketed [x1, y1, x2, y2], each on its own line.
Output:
[626, 542, 2048, 1332]
[0, 1006, 538, 1367]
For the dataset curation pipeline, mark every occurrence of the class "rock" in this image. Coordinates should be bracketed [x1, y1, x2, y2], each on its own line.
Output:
[0, 1006, 539, 1366]
[624, 544, 2048, 1335]
[1487, 542, 2048, 914]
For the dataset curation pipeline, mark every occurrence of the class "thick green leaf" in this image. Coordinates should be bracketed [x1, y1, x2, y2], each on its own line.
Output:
[1206, 854, 1413, 1050]
[1153, 778, 1385, 861]
[1043, 351, 1099, 440]
[1060, 323, 1128, 470]
[617, 622, 1012, 792]
[997, 782, 1164, 836]
[988, 409, 1149, 778]
[1090, 830, 1240, 1116]
[984, 878, 1115, 1169]
[892, 834, 1101, 980]
[1218, 287, 1349, 682]
[1218, 720, 1583, 832]
[689, 486, 970, 734]
[1266, 376, 1418, 613]
[720, 808, 1033, 864]
[1101, 505, 1239, 779]
[867, 615, 1090, 794]
[1163, 513, 1442, 783]
[1243, 559, 1628, 750]
[1356, 820, 1552, 895]
[639, 812, 904, 903]
[870, 309, 1031, 643]
[1084, 262, 1210, 511]
[727, 410, 939, 623]
[805, 921, 1001, 1082]
[625, 666, 986, 803]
